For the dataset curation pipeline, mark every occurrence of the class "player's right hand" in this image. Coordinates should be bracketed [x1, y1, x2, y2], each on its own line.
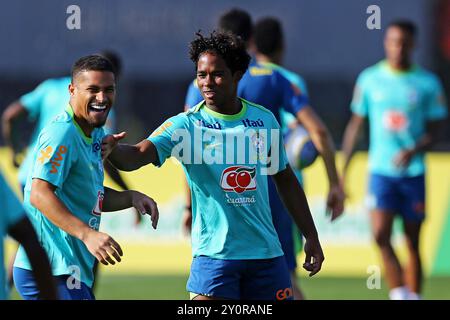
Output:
[101, 131, 127, 160]
[83, 229, 123, 266]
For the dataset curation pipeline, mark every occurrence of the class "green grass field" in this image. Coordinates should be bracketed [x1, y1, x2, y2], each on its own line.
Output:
[9, 274, 450, 300]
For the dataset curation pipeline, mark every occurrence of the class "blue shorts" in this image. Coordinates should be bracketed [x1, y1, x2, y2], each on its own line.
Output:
[187, 256, 292, 300]
[369, 173, 425, 222]
[13, 267, 95, 300]
[268, 177, 303, 271]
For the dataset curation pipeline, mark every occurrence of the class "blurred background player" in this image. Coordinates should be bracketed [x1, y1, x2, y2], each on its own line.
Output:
[342, 20, 448, 300]
[184, 9, 344, 299]
[0, 170, 57, 300]
[12, 55, 159, 300]
[1, 50, 140, 292]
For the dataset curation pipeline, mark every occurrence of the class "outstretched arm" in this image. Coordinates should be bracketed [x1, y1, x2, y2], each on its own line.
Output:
[102, 187, 159, 229]
[103, 161, 142, 225]
[9, 216, 58, 300]
[297, 106, 344, 220]
[272, 165, 324, 276]
[103, 134, 158, 171]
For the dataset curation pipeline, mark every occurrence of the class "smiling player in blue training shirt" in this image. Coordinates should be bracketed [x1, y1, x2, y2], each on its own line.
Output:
[103, 31, 324, 300]
[184, 11, 342, 300]
[13, 55, 159, 300]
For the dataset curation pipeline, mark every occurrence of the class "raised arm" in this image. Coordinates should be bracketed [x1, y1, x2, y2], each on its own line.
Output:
[30, 178, 123, 265]
[297, 106, 345, 220]
[8, 216, 58, 300]
[272, 165, 324, 276]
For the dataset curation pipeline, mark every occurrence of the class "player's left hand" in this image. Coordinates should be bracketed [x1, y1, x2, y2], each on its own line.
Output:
[131, 191, 159, 229]
[101, 131, 127, 160]
[326, 184, 345, 221]
[302, 236, 324, 277]
[394, 149, 414, 168]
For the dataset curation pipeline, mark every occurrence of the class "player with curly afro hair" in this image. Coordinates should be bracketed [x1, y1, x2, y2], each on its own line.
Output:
[188, 31, 251, 115]
[189, 31, 251, 76]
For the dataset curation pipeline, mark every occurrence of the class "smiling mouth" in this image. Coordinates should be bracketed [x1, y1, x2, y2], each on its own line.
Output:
[89, 104, 108, 112]
[203, 91, 216, 99]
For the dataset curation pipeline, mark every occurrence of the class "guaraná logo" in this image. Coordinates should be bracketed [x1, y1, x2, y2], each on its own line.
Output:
[220, 166, 256, 194]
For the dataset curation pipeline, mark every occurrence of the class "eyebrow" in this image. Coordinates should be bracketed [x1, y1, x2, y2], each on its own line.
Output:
[85, 84, 115, 89]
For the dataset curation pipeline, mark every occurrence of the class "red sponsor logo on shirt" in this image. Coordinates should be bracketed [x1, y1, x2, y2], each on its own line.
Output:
[92, 191, 104, 216]
[220, 166, 257, 194]
[383, 110, 408, 131]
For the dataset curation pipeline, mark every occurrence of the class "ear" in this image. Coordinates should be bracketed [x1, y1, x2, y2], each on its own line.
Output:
[68, 83, 75, 96]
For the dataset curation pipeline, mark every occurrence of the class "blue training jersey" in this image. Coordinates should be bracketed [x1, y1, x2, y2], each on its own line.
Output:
[14, 106, 106, 288]
[351, 60, 448, 177]
[148, 98, 288, 260]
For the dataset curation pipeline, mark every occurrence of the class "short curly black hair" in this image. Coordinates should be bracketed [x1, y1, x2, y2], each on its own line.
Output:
[189, 31, 251, 75]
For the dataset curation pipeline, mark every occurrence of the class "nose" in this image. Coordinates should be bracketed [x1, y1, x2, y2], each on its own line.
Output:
[96, 91, 107, 103]
[204, 74, 214, 87]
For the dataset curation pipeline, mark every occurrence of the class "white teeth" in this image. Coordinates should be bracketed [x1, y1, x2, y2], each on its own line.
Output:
[90, 105, 106, 110]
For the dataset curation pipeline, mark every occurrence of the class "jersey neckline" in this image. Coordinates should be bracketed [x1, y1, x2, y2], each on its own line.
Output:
[200, 98, 247, 121]
[380, 60, 418, 76]
[65, 105, 93, 144]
